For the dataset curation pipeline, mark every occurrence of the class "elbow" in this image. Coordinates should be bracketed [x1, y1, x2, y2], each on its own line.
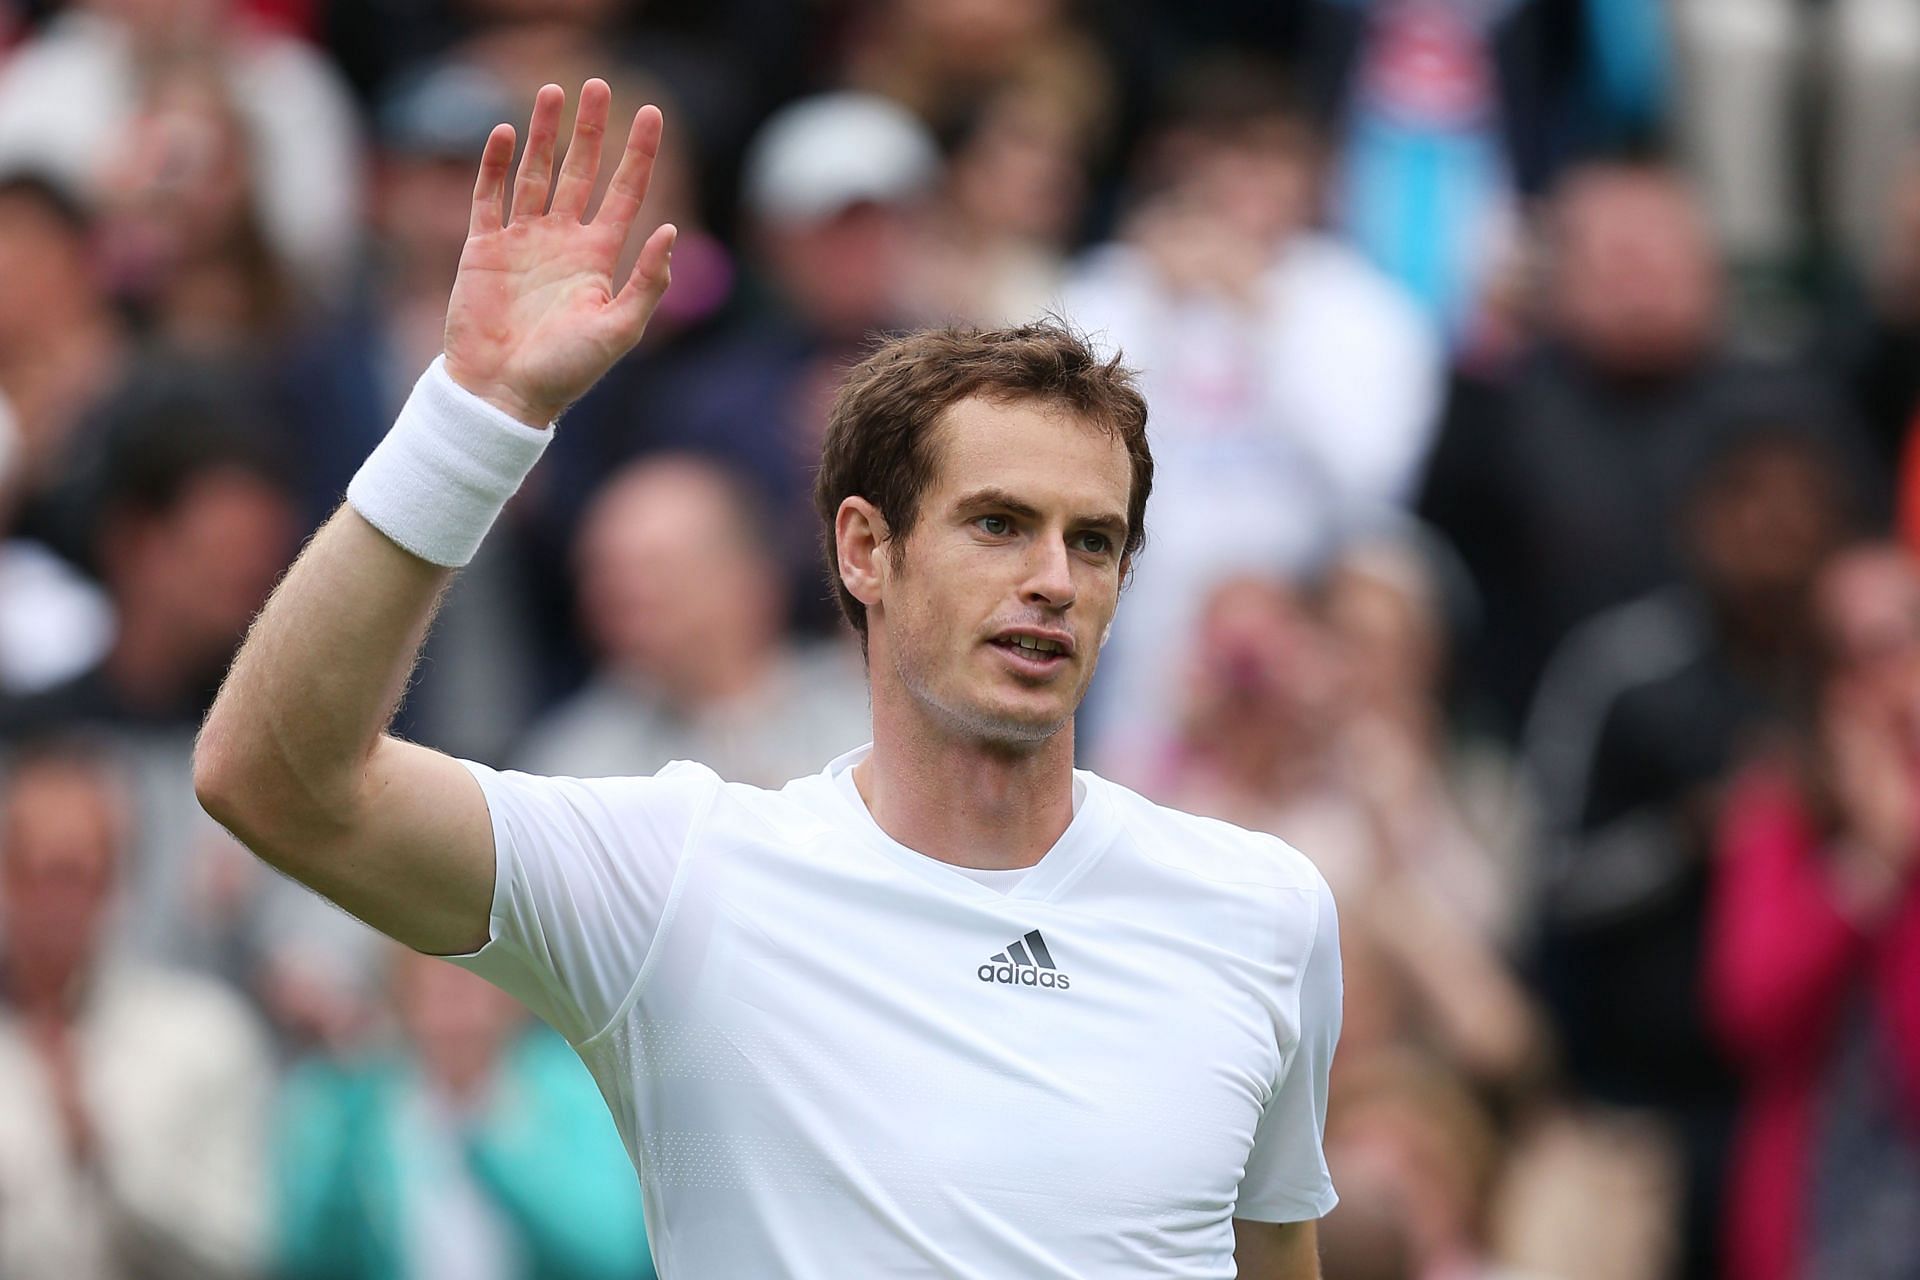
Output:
[192, 721, 254, 839]
[194, 716, 367, 873]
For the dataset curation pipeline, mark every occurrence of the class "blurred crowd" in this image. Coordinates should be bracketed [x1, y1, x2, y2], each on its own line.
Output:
[2, 1, 1920, 1278]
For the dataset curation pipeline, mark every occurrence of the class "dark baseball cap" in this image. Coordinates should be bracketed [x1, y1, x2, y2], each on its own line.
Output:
[377, 62, 516, 160]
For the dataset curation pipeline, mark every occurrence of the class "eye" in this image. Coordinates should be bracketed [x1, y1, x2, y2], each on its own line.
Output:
[1076, 531, 1113, 556]
[977, 515, 1012, 536]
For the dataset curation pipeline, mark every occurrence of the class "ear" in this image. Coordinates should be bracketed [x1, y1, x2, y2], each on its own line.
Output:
[835, 496, 890, 613]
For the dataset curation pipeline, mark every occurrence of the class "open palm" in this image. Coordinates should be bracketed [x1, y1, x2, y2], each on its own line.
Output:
[443, 80, 676, 427]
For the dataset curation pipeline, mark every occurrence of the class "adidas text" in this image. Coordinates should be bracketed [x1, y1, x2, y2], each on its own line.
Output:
[977, 963, 1070, 989]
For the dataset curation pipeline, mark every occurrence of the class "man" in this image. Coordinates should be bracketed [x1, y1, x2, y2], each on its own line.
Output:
[1061, 57, 1441, 774]
[1523, 421, 1859, 1280]
[514, 452, 869, 785]
[0, 739, 273, 1278]
[1420, 158, 1857, 736]
[195, 80, 1341, 1277]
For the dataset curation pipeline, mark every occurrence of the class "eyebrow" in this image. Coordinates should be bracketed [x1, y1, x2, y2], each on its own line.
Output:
[953, 487, 1129, 536]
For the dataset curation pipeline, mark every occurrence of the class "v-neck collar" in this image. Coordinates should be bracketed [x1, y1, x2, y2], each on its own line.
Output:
[821, 744, 1117, 905]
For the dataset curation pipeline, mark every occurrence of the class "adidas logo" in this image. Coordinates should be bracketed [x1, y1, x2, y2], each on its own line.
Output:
[977, 930, 1071, 990]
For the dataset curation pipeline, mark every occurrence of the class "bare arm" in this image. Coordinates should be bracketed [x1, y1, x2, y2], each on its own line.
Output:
[193, 81, 674, 955]
[1233, 1219, 1320, 1280]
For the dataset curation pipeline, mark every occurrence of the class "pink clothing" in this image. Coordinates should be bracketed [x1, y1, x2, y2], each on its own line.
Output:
[1704, 770, 1920, 1280]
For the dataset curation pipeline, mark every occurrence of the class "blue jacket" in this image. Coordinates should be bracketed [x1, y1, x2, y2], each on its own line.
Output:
[275, 1029, 654, 1280]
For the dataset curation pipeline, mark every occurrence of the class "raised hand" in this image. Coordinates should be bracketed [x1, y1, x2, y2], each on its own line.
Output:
[443, 80, 676, 427]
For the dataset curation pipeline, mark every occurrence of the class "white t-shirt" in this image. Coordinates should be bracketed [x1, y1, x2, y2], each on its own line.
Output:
[448, 744, 1341, 1278]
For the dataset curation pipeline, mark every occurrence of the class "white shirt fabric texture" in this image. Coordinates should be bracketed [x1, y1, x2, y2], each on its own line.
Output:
[447, 743, 1341, 1278]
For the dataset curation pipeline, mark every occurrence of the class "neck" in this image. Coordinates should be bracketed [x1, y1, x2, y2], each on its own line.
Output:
[854, 700, 1077, 872]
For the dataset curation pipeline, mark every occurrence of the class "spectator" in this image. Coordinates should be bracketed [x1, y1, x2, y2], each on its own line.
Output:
[1524, 420, 1857, 1280]
[1064, 55, 1442, 763]
[1707, 543, 1920, 1280]
[740, 90, 939, 346]
[0, 377, 307, 981]
[1420, 158, 1855, 734]
[445, 0, 631, 111]
[841, 0, 1114, 146]
[570, 90, 944, 636]
[0, 738, 273, 1278]
[1, 377, 298, 735]
[275, 59, 549, 761]
[905, 76, 1104, 326]
[0, 172, 128, 517]
[1319, 536, 1532, 946]
[1322, 1053, 1546, 1280]
[276, 948, 653, 1279]
[276, 59, 519, 522]
[0, 0, 363, 294]
[0, 173, 119, 698]
[515, 454, 868, 785]
[1318, 0, 1667, 349]
[98, 56, 299, 354]
[1142, 572, 1542, 1093]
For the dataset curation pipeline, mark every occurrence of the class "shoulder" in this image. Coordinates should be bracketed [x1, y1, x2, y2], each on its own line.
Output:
[1090, 773, 1332, 903]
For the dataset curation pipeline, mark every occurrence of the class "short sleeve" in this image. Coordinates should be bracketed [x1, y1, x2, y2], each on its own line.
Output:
[441, 758, 723, 1044]
[1236, 870, 1343, 1222]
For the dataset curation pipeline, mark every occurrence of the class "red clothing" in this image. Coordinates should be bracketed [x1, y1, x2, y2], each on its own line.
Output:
[1704, 770, 1920, 1280]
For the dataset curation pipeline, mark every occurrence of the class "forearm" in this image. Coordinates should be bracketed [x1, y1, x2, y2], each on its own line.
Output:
[196, 505, 451, 852]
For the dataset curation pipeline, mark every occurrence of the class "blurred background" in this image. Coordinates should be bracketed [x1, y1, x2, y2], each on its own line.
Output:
[2, 1, 1919, 1277]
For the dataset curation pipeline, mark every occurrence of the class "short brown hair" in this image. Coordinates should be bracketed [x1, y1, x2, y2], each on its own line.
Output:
[814, 320, 1152, 641]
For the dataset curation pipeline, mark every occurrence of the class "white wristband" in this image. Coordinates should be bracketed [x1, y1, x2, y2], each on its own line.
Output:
[346, 356, 554, 567]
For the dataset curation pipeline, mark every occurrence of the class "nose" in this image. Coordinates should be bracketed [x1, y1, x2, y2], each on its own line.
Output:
[1022, 533, 1077, 610]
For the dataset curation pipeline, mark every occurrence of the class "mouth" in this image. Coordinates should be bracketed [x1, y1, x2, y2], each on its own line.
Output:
[988, 629, 1074, 677]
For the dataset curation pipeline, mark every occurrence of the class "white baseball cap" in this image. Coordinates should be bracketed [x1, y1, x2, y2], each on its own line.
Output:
[742, 92, 940, 224]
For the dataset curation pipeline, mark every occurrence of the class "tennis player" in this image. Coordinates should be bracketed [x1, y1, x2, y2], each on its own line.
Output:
[196, 80, 1341, 1278]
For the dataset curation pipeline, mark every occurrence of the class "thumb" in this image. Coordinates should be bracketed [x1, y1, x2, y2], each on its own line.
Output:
[614, 222, 676, 339]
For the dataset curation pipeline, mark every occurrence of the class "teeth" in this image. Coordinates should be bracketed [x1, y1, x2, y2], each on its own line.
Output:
[1011, 636, 1062, 654]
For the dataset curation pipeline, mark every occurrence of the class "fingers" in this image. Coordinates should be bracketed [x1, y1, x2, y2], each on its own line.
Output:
[468, 123, 516, 236]
[613, 222, 677, 336]
[549, 78, 612, 221]
[510, 84, 565, 222]
[596, 104, 664, 238]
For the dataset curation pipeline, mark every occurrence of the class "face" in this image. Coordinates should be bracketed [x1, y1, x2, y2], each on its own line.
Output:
[948, 88, 1087, 244]
[1185, 575, 1340, 735]
[0, 196, 91, 346]
[854, 396, 1132, 747]
[141, 468, 298, 654]
[1322, 557, 1442, 719]
[376, 155, 479, 288]
[0, 762, 126, 989]
[1817, 548, 1920, 718]
[1552, 171, 1720, 376]
[764, 202, 917, 340]
[105, 71, 255, 262]
[1690, 441, 1844, 602]
[575, 459, 781, 690]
